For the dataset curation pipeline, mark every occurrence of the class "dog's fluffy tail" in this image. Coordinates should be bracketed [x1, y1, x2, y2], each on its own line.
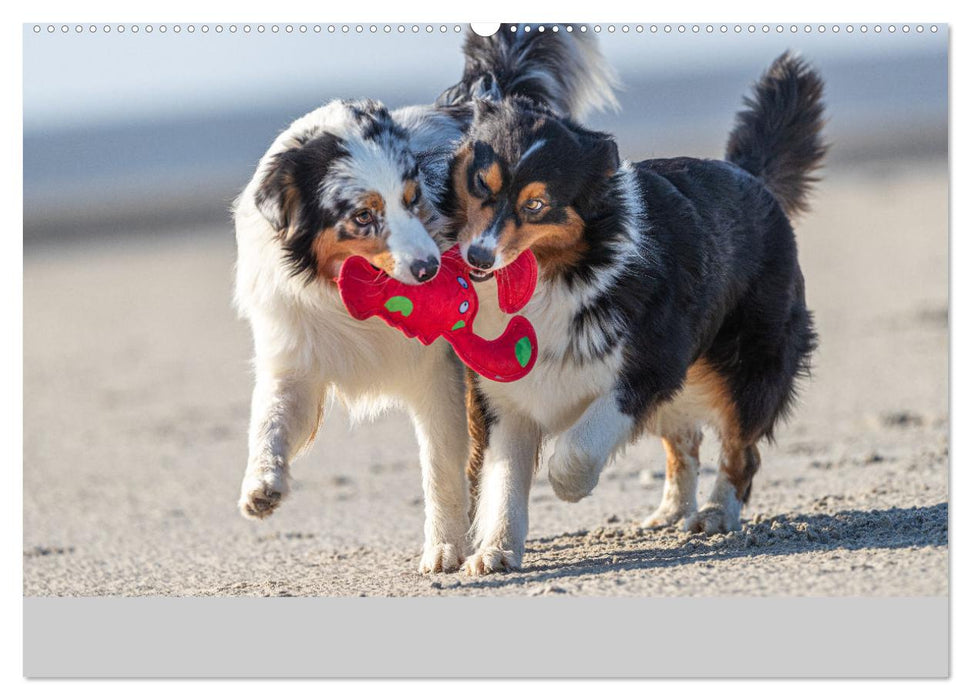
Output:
[725, 52, 827, 218]
[437, 24, 619, 120]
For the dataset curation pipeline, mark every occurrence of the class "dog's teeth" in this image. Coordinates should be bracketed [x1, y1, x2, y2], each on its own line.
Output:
[469, 270, 494, 282]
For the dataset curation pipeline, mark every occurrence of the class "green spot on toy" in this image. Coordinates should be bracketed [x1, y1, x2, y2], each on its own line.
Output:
[514, 336, 533, 368]
[451, 320, 466, 331]
[384, 295, 414, 317]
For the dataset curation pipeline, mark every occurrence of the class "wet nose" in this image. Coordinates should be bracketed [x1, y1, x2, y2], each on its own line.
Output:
[409, 255, 440, 283]
[466, 244, 495, 271]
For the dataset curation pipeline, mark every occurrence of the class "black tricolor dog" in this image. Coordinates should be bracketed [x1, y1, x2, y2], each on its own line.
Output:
[449, 52, 825, 574]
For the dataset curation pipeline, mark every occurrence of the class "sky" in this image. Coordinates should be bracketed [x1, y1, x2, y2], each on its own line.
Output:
[23, 23, 947, 132]
[22, 23, 947, 235]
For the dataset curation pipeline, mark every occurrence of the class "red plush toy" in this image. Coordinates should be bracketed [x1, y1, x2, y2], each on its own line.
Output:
[337, 245, 538, 382]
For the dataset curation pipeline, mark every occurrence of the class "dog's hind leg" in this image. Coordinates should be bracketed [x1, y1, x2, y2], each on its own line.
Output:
[238, 369, 324, 520]
[642, 427, 703, 529]
[409, 351, 472, 574]
[686, 440, 759, 534]
[685, 267, 816, 535]
[671, 358, 756, 535]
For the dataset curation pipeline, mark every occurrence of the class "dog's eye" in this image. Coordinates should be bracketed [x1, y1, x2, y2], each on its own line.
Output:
[522, 199, 546, 213]
[474, 172, 490, 197]
[354, 210, 373, 226]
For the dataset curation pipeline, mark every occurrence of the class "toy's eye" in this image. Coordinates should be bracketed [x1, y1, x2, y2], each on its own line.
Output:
[522, 198, 546, 213]
[353, 210, 374, 226]
[457, 276, 469, 289]
[459, 301, 470, 313]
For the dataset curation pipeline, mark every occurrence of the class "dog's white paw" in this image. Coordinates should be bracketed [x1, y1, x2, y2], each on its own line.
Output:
[418, 542, 464, 574]
[642, 502, 693, 529]
[463, 546, 520, 575]
[684, 503, 741, 535]
[238, 466, 289, 520]
[548, 437, 602, 503]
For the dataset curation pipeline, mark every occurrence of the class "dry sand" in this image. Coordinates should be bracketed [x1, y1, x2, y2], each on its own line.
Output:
[23, 161, 949, 596]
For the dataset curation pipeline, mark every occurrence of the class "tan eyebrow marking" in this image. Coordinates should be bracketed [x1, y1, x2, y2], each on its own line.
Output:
[402, 180, 419, 207]
[481, 161, 503, 195]
[360, 191, 385, 214]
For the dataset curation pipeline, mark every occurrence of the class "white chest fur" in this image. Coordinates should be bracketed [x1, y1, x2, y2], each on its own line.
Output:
[472, 277, 622, 434]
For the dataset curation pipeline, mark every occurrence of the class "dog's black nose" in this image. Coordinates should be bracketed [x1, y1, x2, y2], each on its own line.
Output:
[410, 256, 440, 283]
[466, 245, 495, 271]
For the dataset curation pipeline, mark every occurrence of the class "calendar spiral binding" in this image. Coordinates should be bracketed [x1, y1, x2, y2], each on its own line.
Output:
[30, 23, 942, 36]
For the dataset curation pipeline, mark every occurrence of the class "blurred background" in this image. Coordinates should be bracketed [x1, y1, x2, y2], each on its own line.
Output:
[23, 25, 949, 597]
[24, 25, 946, 239]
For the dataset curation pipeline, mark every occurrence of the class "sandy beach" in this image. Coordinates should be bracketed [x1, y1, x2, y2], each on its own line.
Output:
[23, 159, 948, 597]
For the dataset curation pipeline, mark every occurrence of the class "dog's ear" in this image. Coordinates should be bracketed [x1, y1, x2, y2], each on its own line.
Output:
[254, 149, 302, 234]
[470, 73, 502, 103]
[472, 96, 501, 121]
[572, 129, 620, 217]
[578, 129, 620, 179]
[254, 132, 346, 236]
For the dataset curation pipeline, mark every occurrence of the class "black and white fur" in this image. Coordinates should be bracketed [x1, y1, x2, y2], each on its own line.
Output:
[453, 53, 825, 574]
[233, 26, 617, 573]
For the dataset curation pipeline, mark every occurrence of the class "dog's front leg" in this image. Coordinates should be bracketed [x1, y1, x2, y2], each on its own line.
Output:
[547, 392, 636, 503]
[465, 415, 542, 575]
[409, 360, 471, 574]
[238, 370, 322, 520]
